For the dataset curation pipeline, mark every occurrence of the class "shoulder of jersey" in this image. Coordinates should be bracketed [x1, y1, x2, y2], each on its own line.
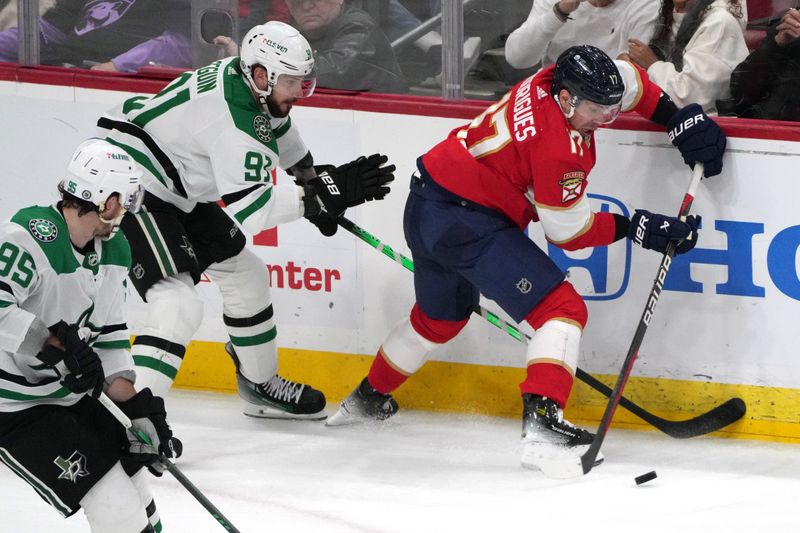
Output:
[10, 205, 69, 248]
[215, 57, 279, 148]
[6, 205, 75, 273]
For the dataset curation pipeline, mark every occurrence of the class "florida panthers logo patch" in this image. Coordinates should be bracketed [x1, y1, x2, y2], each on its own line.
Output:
[253, 115, 272, 143]
[29, 219, 58, 242]
[517, 278, 533, 294]
[559, 171, 586, 203]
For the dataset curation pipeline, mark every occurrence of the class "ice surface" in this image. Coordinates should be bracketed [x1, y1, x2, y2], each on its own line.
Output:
[2, 389, 798, 532]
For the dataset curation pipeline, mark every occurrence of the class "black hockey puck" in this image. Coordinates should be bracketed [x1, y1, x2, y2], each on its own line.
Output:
[635, 471, 657, 485]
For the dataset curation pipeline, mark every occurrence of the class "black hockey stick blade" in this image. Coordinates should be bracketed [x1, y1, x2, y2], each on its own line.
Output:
[340, 215, 747, 441]
[576, 368, 746, 438]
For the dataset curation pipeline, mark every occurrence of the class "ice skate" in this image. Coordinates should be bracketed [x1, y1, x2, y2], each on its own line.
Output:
[520, 394, 603, 478]
[225, 342, 326, 420]
[326, 378, 399, 427]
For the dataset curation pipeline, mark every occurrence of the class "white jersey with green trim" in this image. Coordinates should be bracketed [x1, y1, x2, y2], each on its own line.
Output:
[100, 56, 308, 235]
[0, 205, 134, 412]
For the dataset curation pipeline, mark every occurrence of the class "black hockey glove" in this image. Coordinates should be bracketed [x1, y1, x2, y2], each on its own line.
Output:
[628, 209, 701, 255]
[36, 321, 104, 398]
[116, 388, 183, 476]
[667, 103, 726, 178]
[301, 164, 339, 237]
[304, 154, 395, 220]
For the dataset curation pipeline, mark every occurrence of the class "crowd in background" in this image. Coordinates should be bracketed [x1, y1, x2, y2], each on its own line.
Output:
[0, 0, 797, 122]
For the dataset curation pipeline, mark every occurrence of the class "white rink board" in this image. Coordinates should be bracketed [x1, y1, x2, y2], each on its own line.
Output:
[0, 83, 796, 389]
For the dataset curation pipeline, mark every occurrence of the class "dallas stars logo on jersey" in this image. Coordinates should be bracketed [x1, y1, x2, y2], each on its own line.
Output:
[54, 451, 90, 483]
[28, 219, 58, 242]
[253, 115, 273, 143]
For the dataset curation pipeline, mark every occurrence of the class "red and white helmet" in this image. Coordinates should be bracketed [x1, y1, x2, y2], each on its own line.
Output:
[239, 21, 316, 105]
[61, 138, 144, 214]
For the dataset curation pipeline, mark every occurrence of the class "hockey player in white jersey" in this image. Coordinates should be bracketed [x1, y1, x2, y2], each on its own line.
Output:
[97, 21, 395, 420]
[0, 139, 179, 533]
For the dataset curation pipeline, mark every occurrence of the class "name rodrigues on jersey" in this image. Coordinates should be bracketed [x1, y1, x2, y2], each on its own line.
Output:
[512, 76, 537, 142]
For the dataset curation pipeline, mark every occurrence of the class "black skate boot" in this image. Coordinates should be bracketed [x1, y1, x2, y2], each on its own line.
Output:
[325, 377, 399, 427]
[225, 342, 326, 420]
[520, 393, 603, 478]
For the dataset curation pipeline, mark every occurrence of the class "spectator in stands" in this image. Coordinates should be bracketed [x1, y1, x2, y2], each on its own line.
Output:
[0, 0, 190, 72]
[504, 0, 660, 70]
[285, 0, 408, 93]
[379, 0, 481, 85]
[0, 0, 56, 32]
[729, 6, 800, 121]
[238, 0, 291, 36]
[621, 0, 748, 114]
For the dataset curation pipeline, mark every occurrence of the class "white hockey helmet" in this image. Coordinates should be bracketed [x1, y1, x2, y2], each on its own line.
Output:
[239, 21, 316, 105]
[61, 138, 145, 215]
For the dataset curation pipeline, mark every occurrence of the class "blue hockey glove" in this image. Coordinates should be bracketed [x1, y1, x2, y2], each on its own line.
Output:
[667, 103, 726, 177]
[628, 209, 700, 255]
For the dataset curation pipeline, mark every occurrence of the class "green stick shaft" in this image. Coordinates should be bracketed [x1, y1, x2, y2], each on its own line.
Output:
[337, 214, 745, 439]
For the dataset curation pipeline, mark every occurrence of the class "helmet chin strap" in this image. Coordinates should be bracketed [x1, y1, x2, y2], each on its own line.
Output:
[98, 201, 126, 241]
[243, 67, 273, 112]
[555, 95, 576, 119]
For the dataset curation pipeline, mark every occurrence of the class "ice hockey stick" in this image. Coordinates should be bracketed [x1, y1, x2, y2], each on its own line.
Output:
[338, 209, 745, 440]
[98, 393, 241, 532]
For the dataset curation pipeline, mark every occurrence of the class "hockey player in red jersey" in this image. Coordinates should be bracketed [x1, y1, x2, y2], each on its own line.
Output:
[327, 45, 725, 477]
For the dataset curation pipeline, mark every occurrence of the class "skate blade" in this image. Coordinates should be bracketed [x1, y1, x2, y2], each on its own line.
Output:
[241, 401, 327, 421]
[324, 406, 360, 427]
[520, 441, 603, 479]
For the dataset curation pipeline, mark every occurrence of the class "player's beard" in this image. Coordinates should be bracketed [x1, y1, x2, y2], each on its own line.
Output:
[266, 95, 294, 118]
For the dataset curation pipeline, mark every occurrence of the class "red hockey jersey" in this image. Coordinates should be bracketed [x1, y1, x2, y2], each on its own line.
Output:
[420, 61, 664, 250]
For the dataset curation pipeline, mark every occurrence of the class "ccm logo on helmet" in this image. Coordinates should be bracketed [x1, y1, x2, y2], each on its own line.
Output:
[668, 113, 705, 141]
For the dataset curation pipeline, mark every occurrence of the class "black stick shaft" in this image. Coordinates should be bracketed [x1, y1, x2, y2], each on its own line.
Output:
[580, 163, 705, 474]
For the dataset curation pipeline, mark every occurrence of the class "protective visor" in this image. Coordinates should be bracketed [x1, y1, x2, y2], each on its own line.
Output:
[275, 70, 317, 98]
[571, 96, 622, 125]
[122, 184, 145, 214]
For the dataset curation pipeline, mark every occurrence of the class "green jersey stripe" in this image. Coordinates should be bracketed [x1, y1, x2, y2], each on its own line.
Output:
[94, 340, 131, 350]
[0, 301, 12, 308]
[135, 212, 177, 278]
[0, 447, 72, 516]
[132, 88, 191, 128]
[233, 187, 273, 224]
[133, 355, 179, 379]
[230, 326, 277, 347]
[0, 386, 70, 401]
[273, 117, 292, 138]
